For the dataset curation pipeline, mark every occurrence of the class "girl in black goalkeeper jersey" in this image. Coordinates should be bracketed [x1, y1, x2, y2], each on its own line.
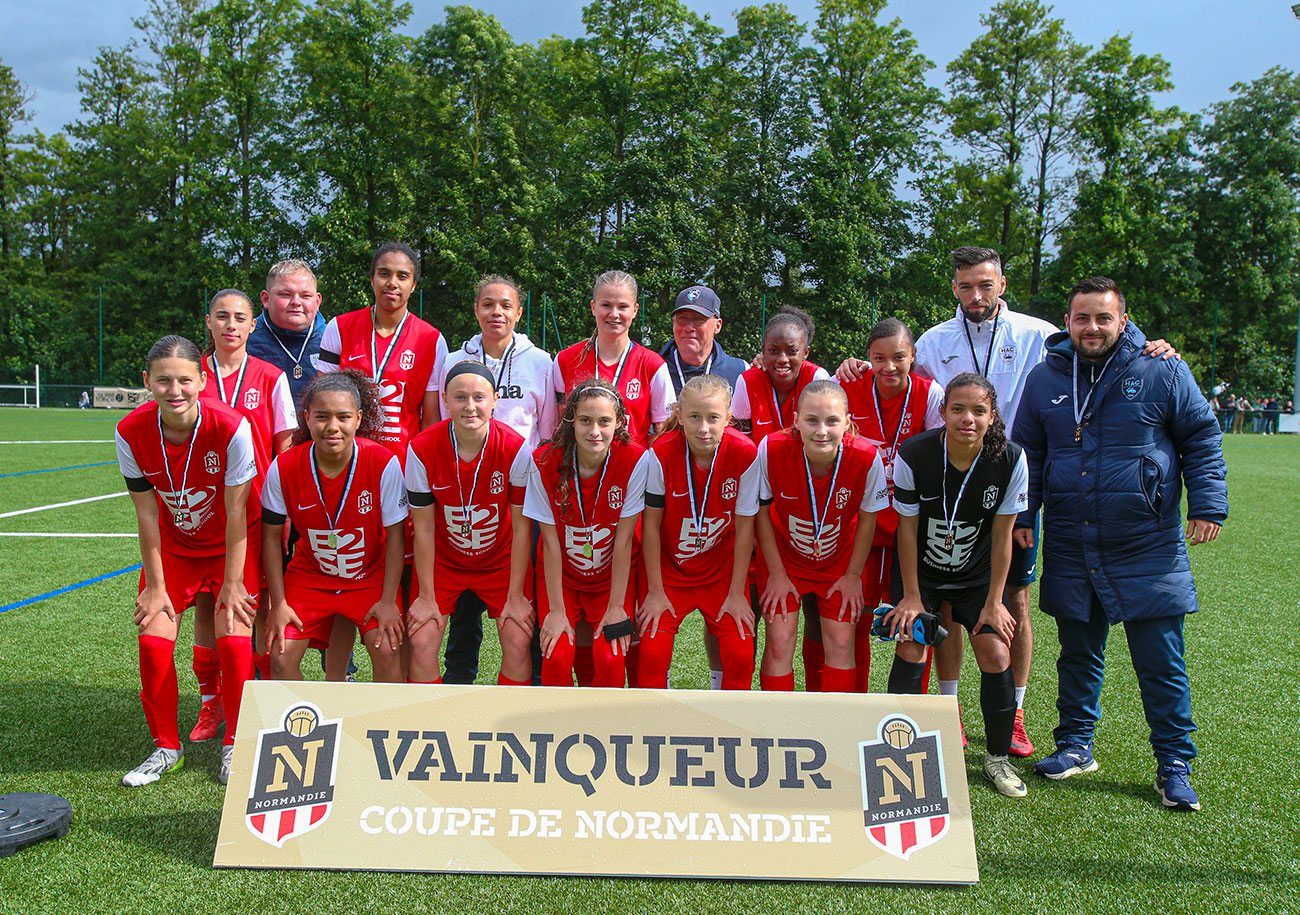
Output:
[882, 373, 1030, 798]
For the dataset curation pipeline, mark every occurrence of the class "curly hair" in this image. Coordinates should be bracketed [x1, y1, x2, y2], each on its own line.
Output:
[943, 372, 1006, 462]
[291, 369, 385, 446]
[544, 379, 630, 520]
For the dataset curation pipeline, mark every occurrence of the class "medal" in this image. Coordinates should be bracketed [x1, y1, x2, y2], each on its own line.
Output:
[684, 437, 719, 555]
[940, 432, 981, 552]
[266, 320, 313, 382]
[871, 374, 912, 487]
[158, 404, 202, 532]
[293, 364, 303, 379]
[1072, 351, 1115, 447]
[450, 421, 489, 544]
[309, 442, 358, 555]
[802, 444, 843, 562]
[572, 451, 611, 562]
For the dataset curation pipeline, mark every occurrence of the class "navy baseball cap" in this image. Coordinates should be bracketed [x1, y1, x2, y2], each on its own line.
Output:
[673, 285, 721, 318]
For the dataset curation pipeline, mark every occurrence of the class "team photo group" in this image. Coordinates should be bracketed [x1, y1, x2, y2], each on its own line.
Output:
[115, 241, 1227, 815]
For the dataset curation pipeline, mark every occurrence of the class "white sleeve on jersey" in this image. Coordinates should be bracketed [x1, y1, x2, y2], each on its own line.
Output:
[812, 366, 831, 382]
[649, 363, 676, 422]
[892, 453, 919, 517]
[316, 318, 342, 372]
[262, 459, 286, 516]
[731, 377, 752, 420]
[859, 450, 891, 512]
[508, 444, 533, 491]
[549, 358, 566, 396]
[225, 419, 258, 486]
[427, 335, 449, 392]
[380, 455, 410, 526]
[1000, 449, 1030, 515]
[537, 360, 560, 441]
[621, 451, 650, 517]
[735, 452, 761, 517]
[404, 444, 430, 496]
[522, 461, 555, 525]
[271, 373, 297, 434]
[645, 451, 666, 498]
[115, 428, 143, 480]
[923, 381, 945, 430]
[755, 437, 772, 501]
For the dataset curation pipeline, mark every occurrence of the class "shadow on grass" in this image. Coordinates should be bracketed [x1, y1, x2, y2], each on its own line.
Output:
[979, 851, 1300, 889]
[92, 809, 221, 869]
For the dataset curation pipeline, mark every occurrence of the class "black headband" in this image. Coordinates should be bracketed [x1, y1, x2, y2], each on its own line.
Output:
[444, 360, 497, 389]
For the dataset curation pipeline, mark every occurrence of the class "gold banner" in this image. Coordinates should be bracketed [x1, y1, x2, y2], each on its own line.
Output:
[214, 682, 977, 883]
[93, 386, 150, 409]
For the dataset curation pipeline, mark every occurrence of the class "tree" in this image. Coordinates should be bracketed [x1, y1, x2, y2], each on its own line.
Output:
[0, 60, 34, 260]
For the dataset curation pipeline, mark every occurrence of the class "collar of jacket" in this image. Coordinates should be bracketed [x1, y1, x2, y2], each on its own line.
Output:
[1043, 320, 1149, 372]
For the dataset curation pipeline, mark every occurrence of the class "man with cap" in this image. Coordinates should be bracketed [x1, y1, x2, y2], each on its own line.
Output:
[660, 285, 748, 395]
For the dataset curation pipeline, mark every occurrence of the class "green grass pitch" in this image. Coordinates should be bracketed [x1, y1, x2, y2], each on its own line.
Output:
[1, 407, 1297, 913]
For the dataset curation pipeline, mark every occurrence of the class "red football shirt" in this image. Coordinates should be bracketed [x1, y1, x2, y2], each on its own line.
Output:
[200, 354, 295, 491]
[319, 307, 448, 461]
[550, 341, 675, 448]
[523, 440, 648, 592]
[731, 361, 830, 445]
[116, 399, 260, 557]
[405, 419, 532, 579]
[756, 431, 889, 579]
[645, 427, 761, 589]
[261, 436, 409, 589]
[840, 370, 943, 543]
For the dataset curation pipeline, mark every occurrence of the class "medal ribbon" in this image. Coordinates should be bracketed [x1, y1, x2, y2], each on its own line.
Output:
[673, 347, 713, 388]
[941, 432, 981, 544]
[158, 404, 202, 525]
[1071, 351, 1116, 439]
[309, 442, 359, 535]
[961, 312, 1000, 377]
[596, 340, 634, 389]
[802, 444, 843, 553]
[572, 451, 612, 549]
[208, 355, 249, 408]
[871, 373, 913, 469]
[684, 439, 719, 546]
[369, 309, 411, 384]
[450, 421, 490, 532]
[485, 336, 517, 392]
[267, 322, 312, 377]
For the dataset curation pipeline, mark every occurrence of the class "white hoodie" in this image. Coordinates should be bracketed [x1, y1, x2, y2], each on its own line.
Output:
[442, 332, 558, 449]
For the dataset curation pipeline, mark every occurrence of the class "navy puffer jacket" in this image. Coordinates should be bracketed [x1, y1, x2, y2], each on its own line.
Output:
[1013, 322, 1228, 623]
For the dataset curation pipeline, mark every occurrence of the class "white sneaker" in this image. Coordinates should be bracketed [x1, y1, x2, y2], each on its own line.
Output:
[983, 753, 1027, 797]
[219, 745, 233, 785]
[122, 747, 184, 787]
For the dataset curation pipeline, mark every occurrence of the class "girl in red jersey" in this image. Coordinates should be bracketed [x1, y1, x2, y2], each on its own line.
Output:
[550, 270, 675, 448]
[115, 336, 260, 787]
[189, 289, 297, 744]
[801, 317, 944, 691]
[405, 362, 535, 685]
[524, 380, 649, 686]
[732, 306, 831, 446]
[317, 242, 447, 677]
[638, 375, 761, 689]
[755, 381, 890, 692]
[262, 371, 409, 682]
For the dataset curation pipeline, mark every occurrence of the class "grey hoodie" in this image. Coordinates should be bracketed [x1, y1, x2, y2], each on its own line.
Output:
[442, 332, 558, 449]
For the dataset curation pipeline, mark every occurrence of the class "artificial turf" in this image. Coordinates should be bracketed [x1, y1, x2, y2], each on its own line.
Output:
[1, 408, 1297, 913]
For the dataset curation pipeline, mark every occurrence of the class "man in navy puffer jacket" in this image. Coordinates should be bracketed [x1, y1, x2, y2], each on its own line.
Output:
[1012, 277, 1227, 811]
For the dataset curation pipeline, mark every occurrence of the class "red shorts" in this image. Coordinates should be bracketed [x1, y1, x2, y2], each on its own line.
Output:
[140, 546, 261, 615]
[537, 578, 637, 628]
[652, 578, 742, 637]
[410, 561, 533, 620]
[282, 578, 386, 648]
[757, 545, 892, 621]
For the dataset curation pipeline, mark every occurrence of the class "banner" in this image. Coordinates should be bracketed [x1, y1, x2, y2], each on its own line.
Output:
[214, 683, 978, 883]
[93, 386, 149, 409]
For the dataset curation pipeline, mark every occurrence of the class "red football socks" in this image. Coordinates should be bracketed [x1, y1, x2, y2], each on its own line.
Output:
[216, 635, 253, 746]
[760, 671, 795, 691]
[192, 644, 220, 702]
[496, 672, 530, 686]
[139, 635, 180, 750]
[573, 643, 594, 687]
[820, 664, 857, 693]
[802, 639, 824, 692]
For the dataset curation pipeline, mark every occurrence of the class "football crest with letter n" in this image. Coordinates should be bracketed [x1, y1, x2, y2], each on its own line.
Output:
[215, 683, 977, 883]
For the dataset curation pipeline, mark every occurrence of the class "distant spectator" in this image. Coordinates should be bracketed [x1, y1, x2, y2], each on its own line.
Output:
[78, 390, 90, 409]
[1232, 396, 1248, 434]
[1219, 393, 1235, 433]
[1265, 397, 1280, 435]
[1252, 397, 1265, 433]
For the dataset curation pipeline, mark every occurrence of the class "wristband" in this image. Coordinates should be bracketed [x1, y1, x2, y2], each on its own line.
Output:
[602, 618, 634, 640]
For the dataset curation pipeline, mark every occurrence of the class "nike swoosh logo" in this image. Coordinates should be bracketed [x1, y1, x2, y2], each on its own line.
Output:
[430, 483, 452, 491]
[1051, 394, 1068, 404]
[779, 493, 799, 500]
[919, 495, 940, 502]
[941, 355, 959, 364]
[296, 503, 315, 511]
[671, 490, 689, 498]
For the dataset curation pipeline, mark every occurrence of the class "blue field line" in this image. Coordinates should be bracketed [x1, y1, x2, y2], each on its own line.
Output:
[0, 564, 141, 613]
[0, 461, 117, 479]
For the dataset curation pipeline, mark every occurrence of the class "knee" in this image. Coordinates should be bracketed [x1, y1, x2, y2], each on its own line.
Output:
[895, 641, 926, 665]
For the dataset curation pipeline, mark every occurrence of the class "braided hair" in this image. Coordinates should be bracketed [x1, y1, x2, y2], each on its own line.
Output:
[292, 369, 385, 446]
[545, 379, 630, 519]
[942, 372, 1007, 462]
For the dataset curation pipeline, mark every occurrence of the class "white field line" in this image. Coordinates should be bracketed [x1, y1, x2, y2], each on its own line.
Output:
[0, 532, 136, 537]
[0, 440, 115, 444]
[0, 491, 129, 519]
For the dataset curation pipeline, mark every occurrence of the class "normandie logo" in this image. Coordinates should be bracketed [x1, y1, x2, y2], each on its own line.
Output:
[245, 703, 341, 848]
[858, 714, 950, 861]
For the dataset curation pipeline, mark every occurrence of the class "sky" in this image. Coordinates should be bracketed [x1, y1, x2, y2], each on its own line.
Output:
[1, 0, 1296, 137]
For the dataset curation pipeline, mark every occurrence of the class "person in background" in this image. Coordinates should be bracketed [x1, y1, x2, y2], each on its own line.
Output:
[248, 259, 325, 407]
